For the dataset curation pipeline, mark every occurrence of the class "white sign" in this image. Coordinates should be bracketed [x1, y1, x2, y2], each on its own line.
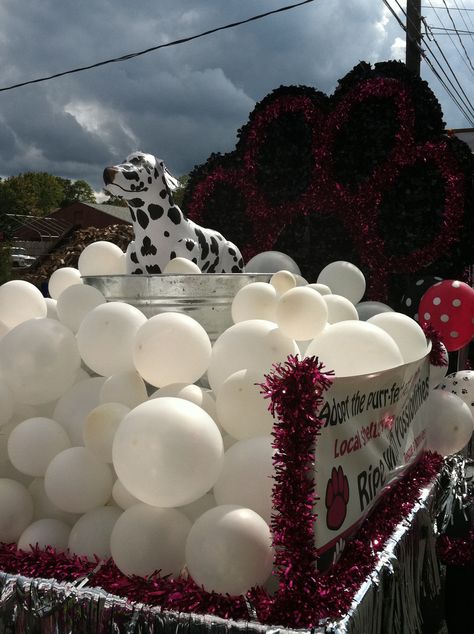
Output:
[314, 355, 430, 561]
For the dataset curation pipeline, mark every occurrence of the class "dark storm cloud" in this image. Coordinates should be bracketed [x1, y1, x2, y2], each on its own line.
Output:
[0, 0, 471, 192]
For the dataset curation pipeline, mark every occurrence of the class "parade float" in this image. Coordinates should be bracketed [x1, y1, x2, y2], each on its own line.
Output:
[0, 61, 473, 633]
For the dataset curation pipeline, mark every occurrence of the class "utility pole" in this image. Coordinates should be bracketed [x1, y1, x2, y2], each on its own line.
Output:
[406, 0, 422, 76]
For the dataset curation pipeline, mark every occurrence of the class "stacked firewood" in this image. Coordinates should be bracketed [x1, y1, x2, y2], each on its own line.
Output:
[18, 224, 134, 287]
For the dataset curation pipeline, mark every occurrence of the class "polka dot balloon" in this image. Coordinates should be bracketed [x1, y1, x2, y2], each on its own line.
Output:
[438, 370, 474, 418]
[400, 276, 443, 321]
[419, 280, 474, 351]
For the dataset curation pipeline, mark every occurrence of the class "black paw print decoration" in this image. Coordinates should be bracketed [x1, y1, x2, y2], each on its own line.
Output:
[183, 61, 474, 303]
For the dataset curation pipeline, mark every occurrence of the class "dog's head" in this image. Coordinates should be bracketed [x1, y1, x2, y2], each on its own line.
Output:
[103, 151, 179, 199]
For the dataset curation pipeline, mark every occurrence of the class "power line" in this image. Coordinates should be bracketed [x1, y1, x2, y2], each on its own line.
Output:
[386, 0, 474, 123]
[457, 0, 474, 34]
[0, 0, 316, 93]
[382, 0, 474, 124]
[426, 0, 474, 78]
[440, 0, 474, 71]
[453, 0, 474, 42]
[421, 4, 474, 9]
[430, 26, 474, 33]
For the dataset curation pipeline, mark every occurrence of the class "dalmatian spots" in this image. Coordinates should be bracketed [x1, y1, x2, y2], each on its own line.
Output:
[141, 237, 157, 257]
[136, 209, 149, 230]
[167, 207, 181, 225]
[146, 264, 161, 274]
[103, 151, 244, 274]
[148, 204, 164, 220]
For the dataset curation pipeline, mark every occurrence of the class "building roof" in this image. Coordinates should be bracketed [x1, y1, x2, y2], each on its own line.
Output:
[79, 203, 131, 223]
[6, 214, 73, 240]
[450, 128, 474, 152]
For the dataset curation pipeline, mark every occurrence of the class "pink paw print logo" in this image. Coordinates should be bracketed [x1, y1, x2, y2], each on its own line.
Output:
[325, 466, 349, 531]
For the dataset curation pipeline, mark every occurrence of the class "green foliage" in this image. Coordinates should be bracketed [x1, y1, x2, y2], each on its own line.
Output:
[59, 179, 96, 206]
[0, 173, 97, 220]
[0, 241, 12, 284]
[172, 174, 189, 208]
[101, 190, 128, 207]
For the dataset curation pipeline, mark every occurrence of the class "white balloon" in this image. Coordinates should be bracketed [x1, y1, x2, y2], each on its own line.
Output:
[276, 286, 328, 340]
[270, 270, 296, 296]
[0, 459, 33, 487]
[368, 312, 429, 364]
[245, 251, 301, 275]
[113, 398, 223, 507]
[99, 371, 148, 409]
[215, 370, 275, 440]
[111, 478, 140, 510]
[0, 280, 46, 328]
[317, 261, 366, 305]
[185, 505, 274, 595]
[213, 436, 274, 523]
[17, 518, 70, 552]
[78, 241, 126, 276]
[0, 421, 16, 462]
[222, 433, 238, 451]
[83, 402, 130, 463]
[133, 312, 211, 388]
[0, 380, 14, 426]
[356, 301, 393, 321]
[44, 447, 113, 514]
[44, 298, 59, 320]
[56, 284, 106, 333]
[425, 390, 473, 456]
[0, 318, 81, 405]
[28, 478, 79, 525]
[150, 383, 218, 423]
[163, 257, 202, 274]
[307, 283, 331, 296]
[439, 371, 474, 414]
[323, 294, 359, 323]
[53, 377, 106, 446]
[10, 402, 36, 424]
[231, 282, 277, 323]
[293, 274, 308, 286]
[8, 417, 71, 476]
[48, 267, 82, 300]
[208, 320, 299, 393]
[77, 302, 146, 377]
[305, 321, 403, 377]
[111, 503, 191, 577]
[0, 478, 34, 542]
[179, 492, 216, 523]
[68, 506, 122, 560]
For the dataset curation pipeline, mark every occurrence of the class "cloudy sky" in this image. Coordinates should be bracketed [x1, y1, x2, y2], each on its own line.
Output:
[0, 0, 472, 195]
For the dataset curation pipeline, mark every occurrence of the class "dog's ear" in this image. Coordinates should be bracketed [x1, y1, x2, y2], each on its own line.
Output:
[163, 165, 180, 192]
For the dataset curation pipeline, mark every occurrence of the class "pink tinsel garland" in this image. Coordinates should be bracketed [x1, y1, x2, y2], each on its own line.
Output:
[186, 77, 465, 302]
[437, 529, 474, 567]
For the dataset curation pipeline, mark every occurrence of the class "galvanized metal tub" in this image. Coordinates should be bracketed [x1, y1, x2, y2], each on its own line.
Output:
[82, 273, 272, 343]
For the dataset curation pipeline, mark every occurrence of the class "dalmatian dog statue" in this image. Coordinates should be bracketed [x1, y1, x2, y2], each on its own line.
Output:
[103, 151, 244, 274]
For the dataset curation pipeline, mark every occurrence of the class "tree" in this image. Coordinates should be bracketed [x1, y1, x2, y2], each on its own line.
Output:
[59, 179, 96, 206]
[101, 190, 128, 207]
[171, 174, 189, 208]
[0, 173, 97, 221]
